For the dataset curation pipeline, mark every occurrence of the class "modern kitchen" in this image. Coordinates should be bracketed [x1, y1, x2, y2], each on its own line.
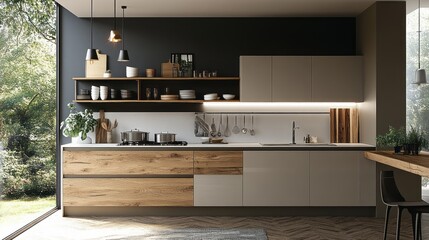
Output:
[10, 0, 429, 239]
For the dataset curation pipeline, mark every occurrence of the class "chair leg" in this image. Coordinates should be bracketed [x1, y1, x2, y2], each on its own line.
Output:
[384, 206, 391, 240]
[411, 211, 417, 240]
[418, 213, 422, 240]
[414, 212, 422, 240]
[396, 207, 403, 240]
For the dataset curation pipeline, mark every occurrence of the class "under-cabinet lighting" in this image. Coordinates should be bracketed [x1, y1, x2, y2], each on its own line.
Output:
[203, 102, 358, 107]
[203, 102, 358, 113]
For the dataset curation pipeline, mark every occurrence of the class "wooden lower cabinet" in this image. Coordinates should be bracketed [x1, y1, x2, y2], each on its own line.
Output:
[63, 151, 193, 176]
[63, 178, 193, 207]
[194, 151, 243, 174]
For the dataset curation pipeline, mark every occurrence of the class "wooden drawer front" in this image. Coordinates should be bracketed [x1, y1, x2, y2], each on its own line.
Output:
[63, 151, 193, 176]
[63, 178, 193, 207]
[194, 151, 243, 174]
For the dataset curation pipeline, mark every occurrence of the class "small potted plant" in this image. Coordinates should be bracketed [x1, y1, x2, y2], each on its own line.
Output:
[405, 126, 428, 155]
[60, 103, 98, 144]
[376, 126, 406, 153]
[103, 69, 112, 78]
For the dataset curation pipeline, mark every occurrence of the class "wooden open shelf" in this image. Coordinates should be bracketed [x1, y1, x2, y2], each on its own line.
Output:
[73, 77, 240, 81]
[73, 100, 240, 103]
[73, 76, 240, 103]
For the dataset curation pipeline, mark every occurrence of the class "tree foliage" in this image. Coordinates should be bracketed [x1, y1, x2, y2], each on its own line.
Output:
[0, 2, 56, 198]
[0, 0, 56, 43]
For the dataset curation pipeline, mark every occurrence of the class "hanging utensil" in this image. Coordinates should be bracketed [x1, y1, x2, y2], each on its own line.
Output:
[211, 114, 217, 133]
[217, 114, 223, 137]
[111, 120, 118, 130]
[232, 115, 240, 134]
[241, 115, 248, 134]
[224, 115, 231, 137]
[250, 114, 255, 136]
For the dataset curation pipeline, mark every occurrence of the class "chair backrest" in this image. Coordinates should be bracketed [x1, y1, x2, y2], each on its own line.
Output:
[380, 171, 406, 204]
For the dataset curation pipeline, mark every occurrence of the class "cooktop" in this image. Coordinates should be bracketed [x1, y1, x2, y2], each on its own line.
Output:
[117, 141, 188, 146]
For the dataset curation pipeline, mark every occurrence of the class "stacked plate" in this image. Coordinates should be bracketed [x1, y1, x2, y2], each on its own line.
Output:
[91, 86, 100, 100]
[204, 93, 219, 101]
[161, 94, 179, 100]
[100, 86, 108, 100]
[179, 90, 196, 100]
[121, 90, 134, 100]
[126, 66, 139, 77]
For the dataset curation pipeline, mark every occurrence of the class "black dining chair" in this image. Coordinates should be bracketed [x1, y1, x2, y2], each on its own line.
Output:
[380, 170, 429, 240]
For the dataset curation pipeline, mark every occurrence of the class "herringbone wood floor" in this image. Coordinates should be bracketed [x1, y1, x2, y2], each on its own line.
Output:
[15, 211, 429, 240]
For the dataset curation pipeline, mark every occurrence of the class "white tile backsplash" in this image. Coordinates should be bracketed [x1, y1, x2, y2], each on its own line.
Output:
[92, 112, 330, 144]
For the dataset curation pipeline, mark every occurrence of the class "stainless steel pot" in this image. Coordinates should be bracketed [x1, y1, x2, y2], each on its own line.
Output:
[154, 132, 176, 143]
[120, 129, 150, 142]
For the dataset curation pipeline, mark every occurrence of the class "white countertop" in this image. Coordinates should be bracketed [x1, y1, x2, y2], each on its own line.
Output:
[62, 142, 375, 151]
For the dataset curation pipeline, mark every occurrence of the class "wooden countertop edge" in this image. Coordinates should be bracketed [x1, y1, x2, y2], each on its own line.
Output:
[364, 151, 429, 178]
[63, 146, 376, 151]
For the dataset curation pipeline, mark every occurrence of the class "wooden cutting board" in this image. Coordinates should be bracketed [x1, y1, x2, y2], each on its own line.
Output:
[330, 108, 359, 143]
[95, 110, 109, 143]
[86, 50, 107, 77]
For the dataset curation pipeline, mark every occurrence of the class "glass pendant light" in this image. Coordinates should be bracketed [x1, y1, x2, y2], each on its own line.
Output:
[414, 0, 427, 84]
[108, 0, 122, 42]
[118, 6, 130, 62]
[86, 0, 98, 61]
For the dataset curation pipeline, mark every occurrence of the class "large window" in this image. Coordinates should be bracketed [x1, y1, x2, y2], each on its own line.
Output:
[0, 1, 56, 238]
[406, 7, 429, 200]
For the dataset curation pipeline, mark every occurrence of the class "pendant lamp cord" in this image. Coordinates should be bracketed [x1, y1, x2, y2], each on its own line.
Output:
[121, 6, 125, 49]
[113, 0, 117, 30]
[90, 0, 93, 49]
[419, 0, 421, 69]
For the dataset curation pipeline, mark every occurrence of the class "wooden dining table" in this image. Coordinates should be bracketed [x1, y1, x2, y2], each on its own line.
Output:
[364, 151, 429, 177]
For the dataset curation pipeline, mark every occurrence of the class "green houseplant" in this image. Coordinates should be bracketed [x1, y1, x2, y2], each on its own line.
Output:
[405, 126, 428, 155]
[376, 126, 406, 153]
[60, 103, 97, 143]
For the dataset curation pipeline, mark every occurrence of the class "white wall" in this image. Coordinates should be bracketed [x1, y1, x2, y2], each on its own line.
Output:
[91, 112, 330, 144]
[89, 103, 360, 144]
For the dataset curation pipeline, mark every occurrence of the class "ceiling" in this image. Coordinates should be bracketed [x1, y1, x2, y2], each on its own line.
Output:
[55, 0, 419, 18]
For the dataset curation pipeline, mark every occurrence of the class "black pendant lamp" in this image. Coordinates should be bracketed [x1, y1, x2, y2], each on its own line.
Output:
[118, 6, 130, 62]
[86, 0, 98, 61]
[414, 0, 427, 85]
[108, 0, 122, 42]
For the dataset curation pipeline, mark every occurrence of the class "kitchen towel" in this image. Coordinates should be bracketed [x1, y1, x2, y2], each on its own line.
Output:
[330, 108, 359, 143]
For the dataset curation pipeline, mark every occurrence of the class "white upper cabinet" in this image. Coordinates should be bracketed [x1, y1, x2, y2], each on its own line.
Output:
[311, 56, 363, 102]
[240, 56, 363, 102]
[239, 56, 272, 102]
[272, 56, 312, 102]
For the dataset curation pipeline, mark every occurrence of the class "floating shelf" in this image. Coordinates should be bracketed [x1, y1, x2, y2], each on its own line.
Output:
[73, 77, 240, 81]
[73, 76, 240, 103]
[73, 100, 240, 103]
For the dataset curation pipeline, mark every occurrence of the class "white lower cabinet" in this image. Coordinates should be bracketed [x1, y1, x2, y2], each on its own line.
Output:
[243, 151, 375, 207]
[309, 151, 376, 206]
[194, 175, 243, 206]
[243, 151, 310, 206]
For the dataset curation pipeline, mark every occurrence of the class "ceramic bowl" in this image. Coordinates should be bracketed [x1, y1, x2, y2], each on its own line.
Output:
[223, 94, 235, 100]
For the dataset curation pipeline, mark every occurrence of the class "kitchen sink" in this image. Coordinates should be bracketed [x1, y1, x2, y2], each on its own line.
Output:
[259, 143, 336, 146]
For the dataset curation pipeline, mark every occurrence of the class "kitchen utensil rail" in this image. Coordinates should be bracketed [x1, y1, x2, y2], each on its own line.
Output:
[195, 111, 329, 115]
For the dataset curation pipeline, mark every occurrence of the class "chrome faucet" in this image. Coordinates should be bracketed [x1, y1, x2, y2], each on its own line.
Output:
[292, 121, 299, 144]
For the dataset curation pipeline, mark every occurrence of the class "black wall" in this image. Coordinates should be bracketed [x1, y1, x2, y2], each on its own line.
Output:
[59, 6, 356, 124]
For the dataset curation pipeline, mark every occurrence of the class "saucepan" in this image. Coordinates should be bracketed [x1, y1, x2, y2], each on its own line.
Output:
[121, 129, 150, 142]
[154, 132, 176, 143]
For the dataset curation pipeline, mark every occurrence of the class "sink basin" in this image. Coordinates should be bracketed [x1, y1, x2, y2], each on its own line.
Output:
[260, 143, 336, 146]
